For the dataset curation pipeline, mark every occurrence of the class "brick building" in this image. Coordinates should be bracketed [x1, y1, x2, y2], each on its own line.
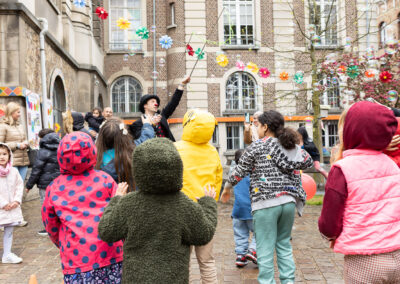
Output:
[377, 0, 400, 49]
[0, 0, 378, 165]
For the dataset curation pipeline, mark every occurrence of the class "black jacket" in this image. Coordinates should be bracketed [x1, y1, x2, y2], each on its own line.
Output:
[85, 112, 105, 132]
[129, 89, 183, 142]
[26, 133, 61, 190]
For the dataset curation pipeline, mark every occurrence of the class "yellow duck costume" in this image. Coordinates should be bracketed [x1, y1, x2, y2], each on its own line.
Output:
[175, 109, 223, 202]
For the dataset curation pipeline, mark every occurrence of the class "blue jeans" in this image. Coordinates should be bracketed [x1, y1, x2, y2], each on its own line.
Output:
[253, 202, 296, 284]
[233, 218, 256, 255]
[16, 166, 28, 182]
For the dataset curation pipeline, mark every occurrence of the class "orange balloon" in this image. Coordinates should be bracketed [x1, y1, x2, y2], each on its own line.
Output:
[302, 173, 317, 200]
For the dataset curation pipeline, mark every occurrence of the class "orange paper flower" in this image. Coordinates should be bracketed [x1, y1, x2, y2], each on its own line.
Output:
[364, 69, 375, 78]
[117, 18, 130, 30]
[279, 71, 289, 81]
[338, 65, 347, 73]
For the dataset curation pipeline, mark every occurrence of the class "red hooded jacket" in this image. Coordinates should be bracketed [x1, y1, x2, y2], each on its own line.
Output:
[319, 101, 398, 239]
[41, 132, 123, 275]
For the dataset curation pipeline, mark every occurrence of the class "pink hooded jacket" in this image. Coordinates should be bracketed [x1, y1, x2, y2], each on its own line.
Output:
[41, 132, 123, 275]
[331, 102, 400, 255]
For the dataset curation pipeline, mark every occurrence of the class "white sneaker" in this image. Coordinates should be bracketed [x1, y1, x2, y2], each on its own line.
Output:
[17, 220, 28, 227]
[2, 253, 23, 264]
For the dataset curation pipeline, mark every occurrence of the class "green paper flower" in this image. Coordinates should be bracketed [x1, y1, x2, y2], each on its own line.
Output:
[195, 48, 205, 60]
[293, 72, 304, 84]
[136, 27, 149, 39]
[346, 65, 360, 79]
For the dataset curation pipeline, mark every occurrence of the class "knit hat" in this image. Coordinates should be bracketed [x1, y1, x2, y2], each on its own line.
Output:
[139, 95, 160, 113]
[133, 138, 183, 194]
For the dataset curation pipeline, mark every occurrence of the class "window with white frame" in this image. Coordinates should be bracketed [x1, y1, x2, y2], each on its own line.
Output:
[379, 22, 387, 47]
[212, 125, 219, 145]
[320, 75, 340, 108]
[111, 76, 142, 113]
[223, 0, 254, 46]
[169, 3, 176, 26]
[109, 0, 142, 51]
[309, 0, 338, 46]
[226, 123, 243, 150]
[226, 72, 256, 111]
[322, 120, 339, 147]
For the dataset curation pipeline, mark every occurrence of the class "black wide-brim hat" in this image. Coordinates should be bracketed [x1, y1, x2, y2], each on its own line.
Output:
[139, 94, 161, 113]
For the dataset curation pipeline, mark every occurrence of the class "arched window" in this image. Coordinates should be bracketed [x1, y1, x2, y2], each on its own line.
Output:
[379, 22, 387, 47]
[111, 76, 142, 113]
[226, 72, 256, 110]
[52, 76, 66, 132]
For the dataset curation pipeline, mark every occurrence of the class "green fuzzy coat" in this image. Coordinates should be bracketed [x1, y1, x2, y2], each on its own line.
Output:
[98, 138, 218, 284]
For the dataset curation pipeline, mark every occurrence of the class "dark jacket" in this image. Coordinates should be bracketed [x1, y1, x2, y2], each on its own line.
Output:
[85, 112, 105, 133]
[26, 133, 60, 190]
[129, 89, 183, 142]
[99, 138, 217, 284]
[298, 127, 320, 161]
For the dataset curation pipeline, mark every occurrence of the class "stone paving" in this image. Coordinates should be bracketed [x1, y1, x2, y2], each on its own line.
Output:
[0, 189, 344, 284]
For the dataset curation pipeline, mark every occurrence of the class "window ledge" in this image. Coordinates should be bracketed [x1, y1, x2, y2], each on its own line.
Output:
[106, 50, 145, 55]
[314, 45, 340, 50]
[220, 45, 260, 50]
[223, 110, 256, 116]
[223, 150, 237, 157]
[113, 112, 142, 118]
[167, 24, 177, 30]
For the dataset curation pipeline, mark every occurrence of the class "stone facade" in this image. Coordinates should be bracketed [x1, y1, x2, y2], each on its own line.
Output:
[377, 0, 400, 48]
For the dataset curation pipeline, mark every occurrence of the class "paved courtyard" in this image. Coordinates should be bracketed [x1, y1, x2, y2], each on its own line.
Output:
[0, 189, 344, 284]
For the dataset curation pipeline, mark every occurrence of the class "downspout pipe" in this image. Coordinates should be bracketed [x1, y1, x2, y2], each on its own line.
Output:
[153, 0, 156, 95]
[38, 18, 49, 128]
[366, 0, 370, 47]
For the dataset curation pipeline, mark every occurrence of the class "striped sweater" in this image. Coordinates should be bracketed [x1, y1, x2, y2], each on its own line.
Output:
[228, 137, 313, 215]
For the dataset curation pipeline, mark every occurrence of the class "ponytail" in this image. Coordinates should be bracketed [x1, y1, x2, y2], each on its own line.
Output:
[258, 110, 299, 150]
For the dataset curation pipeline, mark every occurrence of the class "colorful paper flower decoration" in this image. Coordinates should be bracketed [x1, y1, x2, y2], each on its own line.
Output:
[259, 67, 271, 78]
[159, 35, 173, 49]
[364, 69, 376, 78]
[236, 60, 245, 70]
[195, 48, 205, 60]
[117, 18, 130, 30]
[54, 123, 61, 133]
[338, 65, 347, 73]
[136, 27, 149, 39]
[279, 71, 289, 81]
[379, 71, 392, 83]
[95, 7, 108, 20]
[346, 65, 360, 79]
[186, 44, 194, 56]
[247, 62, 259, 73]
[73, 0, 85, 8]
[293, 71, 304, 84]
[216, 54, 229, 67]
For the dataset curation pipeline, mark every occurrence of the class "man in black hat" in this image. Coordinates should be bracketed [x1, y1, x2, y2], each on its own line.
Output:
[129, 77, 190, 142]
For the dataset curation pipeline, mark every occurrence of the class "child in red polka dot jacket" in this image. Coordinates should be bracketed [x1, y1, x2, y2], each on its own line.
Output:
[41, 132, 125, 284]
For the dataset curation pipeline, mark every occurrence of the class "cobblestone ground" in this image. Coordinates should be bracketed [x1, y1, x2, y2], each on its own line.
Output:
[0, 189, 344, 284]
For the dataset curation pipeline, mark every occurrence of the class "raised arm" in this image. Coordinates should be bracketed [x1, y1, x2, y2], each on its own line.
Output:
[98, 195, 128, 243]
[161, 77, 190, 119]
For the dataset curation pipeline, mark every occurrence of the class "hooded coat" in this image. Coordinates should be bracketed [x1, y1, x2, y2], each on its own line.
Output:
[174, 110, 223, 202]
[319, 101, 400, 255]
[98, 138, 218, 284]
[41, 132, 123, 275]
[0, 143, 24, 225]
[85, 112, 105, 133]
[26, 132, 61, 190]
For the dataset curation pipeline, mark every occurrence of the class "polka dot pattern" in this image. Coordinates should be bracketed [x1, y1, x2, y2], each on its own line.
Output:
[43, 133, 121, 275]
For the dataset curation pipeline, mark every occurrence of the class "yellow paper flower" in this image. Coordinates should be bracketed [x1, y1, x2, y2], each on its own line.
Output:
[247, 62, 259, 73]
[117, 18, 130, 30]
[254, 188, 259, 193]
[216, 54, 229, 67]
[279, 71, 289, 81]
[266, 155, 271, 160]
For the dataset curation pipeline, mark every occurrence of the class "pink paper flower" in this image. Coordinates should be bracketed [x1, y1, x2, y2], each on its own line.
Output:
[236, 60, 245, 70]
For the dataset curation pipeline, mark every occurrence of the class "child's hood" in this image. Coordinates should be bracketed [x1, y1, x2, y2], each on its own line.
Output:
[344, 101, 398, 151]
[0, 142, 13, 165]
[181, 109, 217, 144]
[57, 132, 97, 175]
[133, 138, 183, 194]
[40, 132, 60, 151]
